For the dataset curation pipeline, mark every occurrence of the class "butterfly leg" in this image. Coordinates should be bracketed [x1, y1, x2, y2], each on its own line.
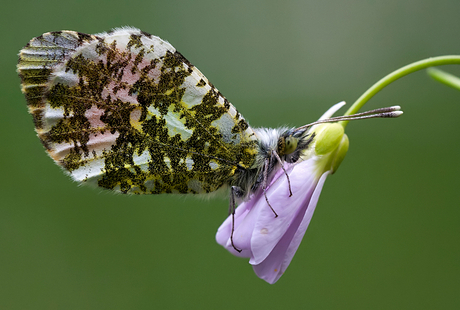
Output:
[229, 186, 242, 253]
[272, 150, 293, 197]
[263, 157, 278, 218]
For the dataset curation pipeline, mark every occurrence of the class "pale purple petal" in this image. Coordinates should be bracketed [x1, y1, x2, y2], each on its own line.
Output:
[251, 164, 329, 284]
[249, 161, 319, 265]
[277, 171, 330, 281]
[251, 200, 309, 283]
[215, 162, 306, 259]
[229, 195, 261, 257]
[215, 198, 256, 258]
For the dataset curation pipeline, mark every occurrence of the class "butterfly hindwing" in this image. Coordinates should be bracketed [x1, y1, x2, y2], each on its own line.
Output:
[18, 27, 258, 194]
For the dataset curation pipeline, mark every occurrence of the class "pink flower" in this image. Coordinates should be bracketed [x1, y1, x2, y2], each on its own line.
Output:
[216, 102, 351, 284]
[216, 158, 330, 284]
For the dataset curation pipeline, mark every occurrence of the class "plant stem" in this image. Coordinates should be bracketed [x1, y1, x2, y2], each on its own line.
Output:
[340, 56, 460, 128]
[427, 67, 460, 91]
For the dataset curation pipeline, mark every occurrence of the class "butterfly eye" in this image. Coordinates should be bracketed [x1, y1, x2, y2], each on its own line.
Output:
[284, 136, 298, 155]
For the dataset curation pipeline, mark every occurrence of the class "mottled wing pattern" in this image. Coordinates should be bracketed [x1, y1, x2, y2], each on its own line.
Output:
[17, 27, 258, 194]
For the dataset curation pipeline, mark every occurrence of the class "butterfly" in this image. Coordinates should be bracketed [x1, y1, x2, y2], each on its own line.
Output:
[17, 27, 400, 251]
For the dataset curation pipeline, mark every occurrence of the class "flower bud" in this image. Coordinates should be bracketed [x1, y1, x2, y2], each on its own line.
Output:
[310, 123, 349, 174]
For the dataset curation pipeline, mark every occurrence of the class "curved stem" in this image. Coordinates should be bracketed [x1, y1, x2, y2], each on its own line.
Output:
[427, 67, 460, 91]
[340, 55, 460, 128]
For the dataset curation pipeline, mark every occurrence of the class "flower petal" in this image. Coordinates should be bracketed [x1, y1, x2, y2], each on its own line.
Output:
[318, 101, 346, 120]
[249, 160, 319, 265]
[251, 170, 329, 284]
[216, 199, 255, 258]
[279, 171, 330, 275]
[215, 159, 315, 259]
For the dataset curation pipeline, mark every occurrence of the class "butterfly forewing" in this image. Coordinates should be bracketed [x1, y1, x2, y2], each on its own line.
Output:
[18, 27, 258, 194]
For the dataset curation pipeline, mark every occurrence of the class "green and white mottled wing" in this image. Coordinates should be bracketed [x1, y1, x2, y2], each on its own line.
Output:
[17, 27, 258, 194]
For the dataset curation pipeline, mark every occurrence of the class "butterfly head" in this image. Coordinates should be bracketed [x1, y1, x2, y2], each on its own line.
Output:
[277, 128, 315, 164]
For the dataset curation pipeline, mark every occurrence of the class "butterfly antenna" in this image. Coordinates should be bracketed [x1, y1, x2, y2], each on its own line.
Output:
[294, 106, 403, 132]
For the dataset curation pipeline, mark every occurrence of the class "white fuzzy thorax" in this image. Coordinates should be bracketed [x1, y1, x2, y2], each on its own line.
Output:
[253, 127, 288, 151]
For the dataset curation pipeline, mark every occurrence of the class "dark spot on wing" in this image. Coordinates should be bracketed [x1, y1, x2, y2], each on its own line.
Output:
[196, 79, 206, 87]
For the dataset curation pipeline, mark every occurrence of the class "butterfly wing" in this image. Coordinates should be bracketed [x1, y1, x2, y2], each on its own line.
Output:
[17, 27, 258, 194]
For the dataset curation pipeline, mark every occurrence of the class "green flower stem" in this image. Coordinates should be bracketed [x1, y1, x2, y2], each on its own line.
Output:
[427, 67, 460, 91]
[340, 55, 460, 128]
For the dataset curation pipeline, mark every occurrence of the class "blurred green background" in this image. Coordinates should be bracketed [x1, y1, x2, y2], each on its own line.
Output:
[1, 0, 460, 309]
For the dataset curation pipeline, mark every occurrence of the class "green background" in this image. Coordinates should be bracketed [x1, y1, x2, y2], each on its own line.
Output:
[2, 0, 460, 309]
